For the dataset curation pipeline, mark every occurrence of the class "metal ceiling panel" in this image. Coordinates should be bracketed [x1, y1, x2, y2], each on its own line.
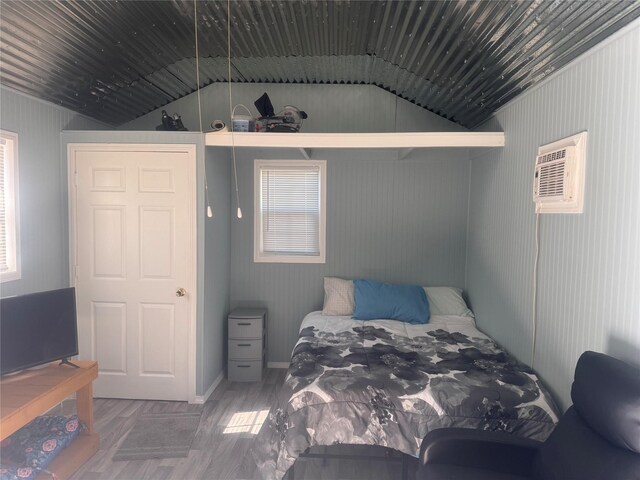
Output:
[1, 1, 639, 127]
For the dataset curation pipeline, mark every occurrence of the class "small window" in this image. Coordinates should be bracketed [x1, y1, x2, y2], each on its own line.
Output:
[0, 130, 20, 282]
[254, 160, 326, 263]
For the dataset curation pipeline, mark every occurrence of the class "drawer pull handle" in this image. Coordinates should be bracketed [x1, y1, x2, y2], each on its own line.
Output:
[237, 322, 251, 326]
[238, 344, 251, 347]
[238, 365, 251, 368]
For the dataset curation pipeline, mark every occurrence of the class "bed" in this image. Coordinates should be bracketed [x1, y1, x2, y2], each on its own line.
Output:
[253, 304, 560, 479]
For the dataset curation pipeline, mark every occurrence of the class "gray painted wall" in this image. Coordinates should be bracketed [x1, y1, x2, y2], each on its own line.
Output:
[466, 22, 640, 408]
[0, 88, 108, 297]
[121, 83, 465, 134]
[203, 147, 231, 392]
[0, 88, 225, 396]
[121, 83, 471, 364]
[232, 148, 470, 363]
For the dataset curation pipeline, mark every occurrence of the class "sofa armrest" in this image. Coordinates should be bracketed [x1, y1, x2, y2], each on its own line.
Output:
[419, 428, 542, 476]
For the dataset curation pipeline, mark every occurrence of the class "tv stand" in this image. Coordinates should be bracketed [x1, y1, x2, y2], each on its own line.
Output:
[0, 360, 99, 479]
[59, 358, 81, 368]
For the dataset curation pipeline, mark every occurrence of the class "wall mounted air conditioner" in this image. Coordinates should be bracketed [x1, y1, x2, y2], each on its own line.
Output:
[533, 131, 587, 214]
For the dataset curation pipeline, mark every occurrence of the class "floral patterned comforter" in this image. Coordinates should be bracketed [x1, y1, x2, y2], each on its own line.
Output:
[253, 312, 560, 479]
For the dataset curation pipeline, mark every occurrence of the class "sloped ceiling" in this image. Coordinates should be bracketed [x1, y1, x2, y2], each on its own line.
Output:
[1, 0, 639, 128]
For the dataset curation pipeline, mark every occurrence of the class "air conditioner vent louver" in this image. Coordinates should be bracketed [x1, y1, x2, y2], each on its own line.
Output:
[533, 132, 586, 214]
[537, 157, 566, 198]
[538, 149, 566, 164]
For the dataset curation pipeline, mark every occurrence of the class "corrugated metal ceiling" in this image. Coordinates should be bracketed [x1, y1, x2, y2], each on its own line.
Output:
[1, 1, 639, 128]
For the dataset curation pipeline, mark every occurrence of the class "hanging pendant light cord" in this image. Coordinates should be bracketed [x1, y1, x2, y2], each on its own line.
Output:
[194, 0, 203, 133]
[194, 0, 212, 217]
[228, 0, 242, 218]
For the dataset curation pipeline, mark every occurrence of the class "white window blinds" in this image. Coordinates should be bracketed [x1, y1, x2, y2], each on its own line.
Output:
[254, 160, 326, 263]
[0, 130, 20, 282]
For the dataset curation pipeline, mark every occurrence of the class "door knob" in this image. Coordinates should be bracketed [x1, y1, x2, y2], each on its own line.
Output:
[176, 288, 187, 297]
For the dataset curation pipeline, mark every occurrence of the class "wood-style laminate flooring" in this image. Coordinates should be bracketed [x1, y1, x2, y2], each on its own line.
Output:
[66, 369, 416, 480]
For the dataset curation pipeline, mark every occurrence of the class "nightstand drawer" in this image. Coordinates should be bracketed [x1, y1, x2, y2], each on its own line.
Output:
[229, 339, 262, 360]
[228, 360, 263, 382]
[229, 317, 263, 339]
[228, 308, 267, 382]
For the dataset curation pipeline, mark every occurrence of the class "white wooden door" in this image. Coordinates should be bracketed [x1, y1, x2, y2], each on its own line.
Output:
[69, 144, 196, 401]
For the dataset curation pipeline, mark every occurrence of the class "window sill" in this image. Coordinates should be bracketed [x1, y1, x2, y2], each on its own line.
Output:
[254, 254, 326, 264]
[0, 270, 21, 283]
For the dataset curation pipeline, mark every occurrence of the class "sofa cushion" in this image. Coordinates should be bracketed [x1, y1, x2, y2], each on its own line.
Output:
[571, 351, 640, 453]
[534, 406, 640, 480]
[418, 464, 528, 480]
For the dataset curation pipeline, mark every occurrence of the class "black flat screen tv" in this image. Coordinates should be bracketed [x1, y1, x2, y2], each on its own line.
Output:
[0, 287, 79, 375]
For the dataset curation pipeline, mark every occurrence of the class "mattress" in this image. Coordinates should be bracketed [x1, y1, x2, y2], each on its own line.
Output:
[253, 312, 560, 479]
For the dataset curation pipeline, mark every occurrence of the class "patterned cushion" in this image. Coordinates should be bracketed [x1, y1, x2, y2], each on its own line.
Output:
[322, 277, 355, 316]
[0, 415, 82, 471]
[0, 466, 37, 480]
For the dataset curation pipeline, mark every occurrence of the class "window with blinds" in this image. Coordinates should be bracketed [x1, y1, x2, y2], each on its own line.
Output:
[254, 160, 326, 263]
[0, 130, 20, 282]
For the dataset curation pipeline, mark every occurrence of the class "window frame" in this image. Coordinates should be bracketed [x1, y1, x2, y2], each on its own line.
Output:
[0, 130, 21, 283]
[253, 159, 326, 264]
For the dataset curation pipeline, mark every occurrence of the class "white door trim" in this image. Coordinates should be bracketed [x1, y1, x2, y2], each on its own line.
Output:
[67, 142, 198, 402]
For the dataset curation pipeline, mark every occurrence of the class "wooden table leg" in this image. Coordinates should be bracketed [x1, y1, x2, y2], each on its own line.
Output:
[76, 382, 94, 435]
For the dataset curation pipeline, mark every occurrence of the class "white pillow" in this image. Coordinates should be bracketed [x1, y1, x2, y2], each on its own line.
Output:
[423, 286, 474, 317]
[322, 277, 354, 316]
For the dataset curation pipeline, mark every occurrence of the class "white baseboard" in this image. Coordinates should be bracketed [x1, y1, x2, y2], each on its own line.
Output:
[267, 362, 290, 369]
[193, 371, 224, 404]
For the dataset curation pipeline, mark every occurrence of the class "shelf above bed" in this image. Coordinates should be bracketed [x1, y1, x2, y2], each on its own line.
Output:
[204, 131, 505, 150]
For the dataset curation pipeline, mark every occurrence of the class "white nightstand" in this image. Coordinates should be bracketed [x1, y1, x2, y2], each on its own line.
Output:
[227, 307, 267, 382]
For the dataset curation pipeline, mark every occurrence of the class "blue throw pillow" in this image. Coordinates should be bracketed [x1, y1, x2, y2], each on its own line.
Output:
[353, 279, 430, 324]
